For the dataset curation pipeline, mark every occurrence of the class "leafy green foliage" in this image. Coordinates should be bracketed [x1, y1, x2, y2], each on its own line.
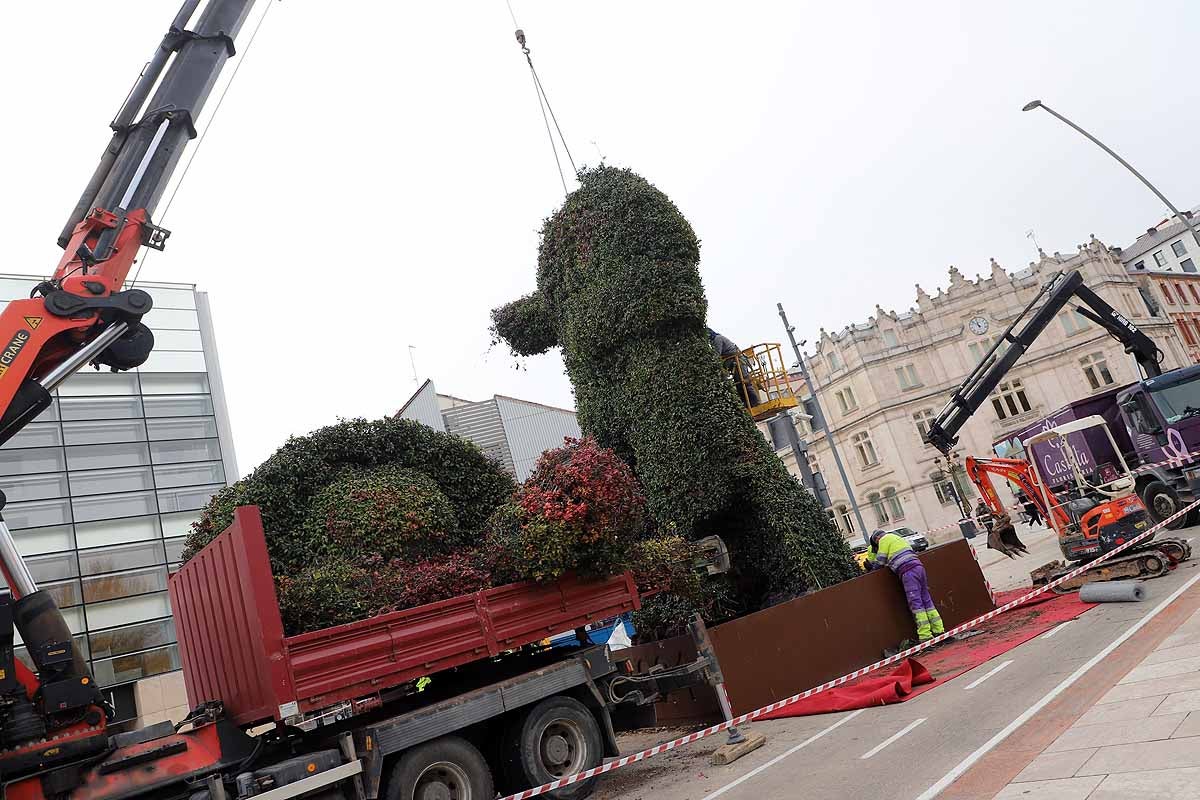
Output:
[492, 166, 859, 630]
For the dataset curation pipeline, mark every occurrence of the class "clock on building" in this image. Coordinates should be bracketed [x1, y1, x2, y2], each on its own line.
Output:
[968, 316, 989, 335]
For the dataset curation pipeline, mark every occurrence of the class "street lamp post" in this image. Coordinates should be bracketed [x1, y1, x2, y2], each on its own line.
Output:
[778, 302, 871, 545]
[1023, 100, 1200, 250]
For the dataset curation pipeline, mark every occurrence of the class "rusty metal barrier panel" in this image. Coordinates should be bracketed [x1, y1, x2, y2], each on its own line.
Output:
[707, 538, 995, 715]
[619, 632, 722, 724]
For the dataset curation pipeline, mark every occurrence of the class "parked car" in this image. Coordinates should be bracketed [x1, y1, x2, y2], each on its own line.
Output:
[888, 526, 930, 552]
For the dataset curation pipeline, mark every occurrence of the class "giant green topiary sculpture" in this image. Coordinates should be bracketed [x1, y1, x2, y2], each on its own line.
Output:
[491, 166, 859, 617]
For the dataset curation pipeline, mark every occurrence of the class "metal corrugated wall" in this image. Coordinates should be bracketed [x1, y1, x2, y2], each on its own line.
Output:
[442, 399, 516, 474]
[496, 397, 582, 481]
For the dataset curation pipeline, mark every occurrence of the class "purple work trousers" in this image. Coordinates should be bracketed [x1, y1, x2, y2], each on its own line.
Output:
[898, 562, 944, 641]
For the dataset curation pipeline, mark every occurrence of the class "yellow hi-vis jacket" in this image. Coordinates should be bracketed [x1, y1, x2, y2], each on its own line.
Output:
[866, 533, 920, 574]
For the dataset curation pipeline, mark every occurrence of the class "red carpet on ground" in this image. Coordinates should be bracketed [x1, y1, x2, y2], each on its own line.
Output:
[760, 588, 1094, 718]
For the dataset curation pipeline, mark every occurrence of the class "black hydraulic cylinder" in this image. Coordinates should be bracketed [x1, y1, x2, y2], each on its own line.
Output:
[13, 591, 89, 684]
[59, 0, 258, 252]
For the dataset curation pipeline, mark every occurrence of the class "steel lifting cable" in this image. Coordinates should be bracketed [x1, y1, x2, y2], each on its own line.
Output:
[506, 0, 577, 196]
[131, 0, 277, 287]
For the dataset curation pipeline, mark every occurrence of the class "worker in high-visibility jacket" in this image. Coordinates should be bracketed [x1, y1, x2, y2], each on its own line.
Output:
[866, 529, 945, 642]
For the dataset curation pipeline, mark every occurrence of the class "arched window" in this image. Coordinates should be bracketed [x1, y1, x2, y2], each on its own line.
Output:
[867, 492, 889, 526]
[883, 487, 904, 520]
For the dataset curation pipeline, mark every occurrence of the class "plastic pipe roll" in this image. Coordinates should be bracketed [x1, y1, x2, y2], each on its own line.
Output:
[1079, 580, 1146, 603]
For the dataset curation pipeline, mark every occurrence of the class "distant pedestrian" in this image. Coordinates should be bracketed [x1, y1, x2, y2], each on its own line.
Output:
[975, 499, 995, 533]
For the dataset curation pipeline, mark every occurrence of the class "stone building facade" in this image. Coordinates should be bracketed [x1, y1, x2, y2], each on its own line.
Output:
[1118, 209, 1200, 364]
[775, 239, 1189, 543]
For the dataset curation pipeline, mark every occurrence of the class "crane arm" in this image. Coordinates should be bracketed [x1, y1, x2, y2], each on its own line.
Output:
[926, 269, 1163, 455]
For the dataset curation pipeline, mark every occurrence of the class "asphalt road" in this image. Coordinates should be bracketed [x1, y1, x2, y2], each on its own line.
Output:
[593, 523, 1200, 800]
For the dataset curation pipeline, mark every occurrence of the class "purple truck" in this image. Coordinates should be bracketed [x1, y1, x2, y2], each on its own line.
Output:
[994, 363, 1200, 529]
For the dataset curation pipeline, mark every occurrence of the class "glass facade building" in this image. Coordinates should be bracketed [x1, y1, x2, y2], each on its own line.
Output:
[0, 275, 237, 706]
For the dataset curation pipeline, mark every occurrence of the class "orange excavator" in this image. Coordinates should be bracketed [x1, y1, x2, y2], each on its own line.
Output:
[926, 270, 1192, 589]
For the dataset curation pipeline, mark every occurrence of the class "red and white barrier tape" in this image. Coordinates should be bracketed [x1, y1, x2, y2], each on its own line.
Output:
[498, 498, 1200, 800]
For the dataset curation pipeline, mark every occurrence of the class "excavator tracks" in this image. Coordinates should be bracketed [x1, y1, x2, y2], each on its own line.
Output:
[1032, 537, 1193, 594]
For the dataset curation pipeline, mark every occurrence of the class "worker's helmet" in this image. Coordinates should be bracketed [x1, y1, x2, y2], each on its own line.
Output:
[870, 529, 886, 548]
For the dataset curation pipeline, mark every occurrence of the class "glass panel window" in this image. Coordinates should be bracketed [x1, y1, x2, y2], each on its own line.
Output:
[143, 395, 213, 418]
[1080, 353, 1115, 391]
[65, 442, 151, 472]
[157, 484, 222, 513]
[144, 286, 197, 311]
[139, 350, 206, 373]
[138, 373, 210, 395]
[6, 422, 64, 449]
[835, 387, 858, 414]
[160, 511, 200, 539]
[1183, 259, 1197, 274]
[932, 472, 957, 506]
[867, 492, 889, 526]
[1179, 321, 1196, 346]
[143, 308, 199, 330]
[895, 364, 920, 390]
[59, 396, 144, 421]
[75, 515, 161, 550]
[89, 618, 176, 660]
[1177, 283, 1189, 306]
[851, 431, 879, 468]
[32, 399, 59, 423]
[83, 566, 169, 604]
[14, 635, 88, 670]
[78, 540, 166, 576]
[0, 447, 66, 477]
[1155, 250, 1169, 267]
[882, 330, 899, 348]
[56, 372, 139, 397]
[62, 419, 147, 446]
[164, 537, 187, 563]
[913, 409, 934, 442]
[1134, 260, 1145, 270]
[24, 552, 80, 585]
[69, 466, 154, 497]
[883, 487, 904, 520]
[91, 644, 180, 688]
[5, 498, 72, 530]
[151, 438, 221, 466]
[43, 578, 82, 609]
[4, 473, 68, 504]
[836, 505, 855, 535]
[1173, 241, 1188, 258]
[827, 351, 843, 372]
[72, 490, 158, 523]
[1059, 310, 1089, 334]
[151, 329, 203, 351]
[87, 592, 171, 631]
[154, 461, 225, 489]
[991, 379, 1032, 421]
[13, 525, 74, 557]
[146, 417, 217, 441]
[1163, 284, 1177, 305]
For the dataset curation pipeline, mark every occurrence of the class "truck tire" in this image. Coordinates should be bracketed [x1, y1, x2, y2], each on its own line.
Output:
[504, 696, 603, 799]
[1142, 482, 1191, 530]
[387, 736, 493, 800]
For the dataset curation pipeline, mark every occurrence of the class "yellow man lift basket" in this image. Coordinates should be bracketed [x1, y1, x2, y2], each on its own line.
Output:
[724, 342, 799, 421]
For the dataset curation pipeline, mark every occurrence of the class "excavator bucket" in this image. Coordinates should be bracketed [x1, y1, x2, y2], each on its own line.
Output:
[987, 514, 1030, 559]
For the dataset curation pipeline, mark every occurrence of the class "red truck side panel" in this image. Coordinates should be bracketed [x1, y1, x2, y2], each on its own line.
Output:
[169, 506, 642, 727]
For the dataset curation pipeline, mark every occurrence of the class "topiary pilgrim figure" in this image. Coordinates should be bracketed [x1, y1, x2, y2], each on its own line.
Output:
[491, 166, 859, 613]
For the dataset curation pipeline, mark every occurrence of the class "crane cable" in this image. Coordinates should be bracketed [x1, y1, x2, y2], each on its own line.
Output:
[505, 0, 576, 196]
[130, 0, 277, 287]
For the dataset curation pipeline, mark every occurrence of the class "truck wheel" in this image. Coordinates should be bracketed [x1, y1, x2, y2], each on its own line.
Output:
[1142, 482, 1190, 530]
[387, 736, 493, 800]
[505, 696, 603, 799]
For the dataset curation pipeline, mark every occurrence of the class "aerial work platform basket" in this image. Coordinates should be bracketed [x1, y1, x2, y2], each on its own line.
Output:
[724, 342, 799, 421]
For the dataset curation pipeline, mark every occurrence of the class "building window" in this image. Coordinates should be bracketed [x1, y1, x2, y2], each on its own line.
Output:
[1193, 319, 1200, 346]
[991, 379, 1032, 420]
[882, 330, 900, 348]
[827, 351, 844, 372]
[913, 408, 935, 442]
[835, 387, 858, 414]
[883, 487, 904, 520]
[1179, 321, 1197, 347]
[1174, 241, 1188, 258]
[1155, 250, 1169, 267]
[1191, 285, 1200, 305]
[968, 337, 1005, 364]
[932, 471, 958, 506]
[1183, 259, 1197, 274]
[1080, 353, 1114, 391]
[867, 492, 890, 526]
[835, 504, 855, 535]
[851, 431, 879, 468]
[1134, 260, 1145, 270]
[895, 364, 921, 390]
[1059, 310, 1089, 335]
[1163, 284, 1177, 305]
[1178, 283, 1190, 306]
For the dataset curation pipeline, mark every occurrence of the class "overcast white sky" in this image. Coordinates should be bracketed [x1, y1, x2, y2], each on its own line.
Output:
[3, 2, 1197, 471]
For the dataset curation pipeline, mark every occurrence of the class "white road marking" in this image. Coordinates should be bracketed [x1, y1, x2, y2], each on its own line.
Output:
[914, 569, 1200, 800]
[964, 660, 1013, 690]
[700, 709, 866, 800]
[860, 718, 927, 760]
[1041, 620, 1073, 639]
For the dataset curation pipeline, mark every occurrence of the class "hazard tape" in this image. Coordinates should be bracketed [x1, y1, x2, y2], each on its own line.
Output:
[497, 497, 1200, 800]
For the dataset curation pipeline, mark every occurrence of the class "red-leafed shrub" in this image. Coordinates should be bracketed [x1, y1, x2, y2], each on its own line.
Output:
[488, 437, 647, 582]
